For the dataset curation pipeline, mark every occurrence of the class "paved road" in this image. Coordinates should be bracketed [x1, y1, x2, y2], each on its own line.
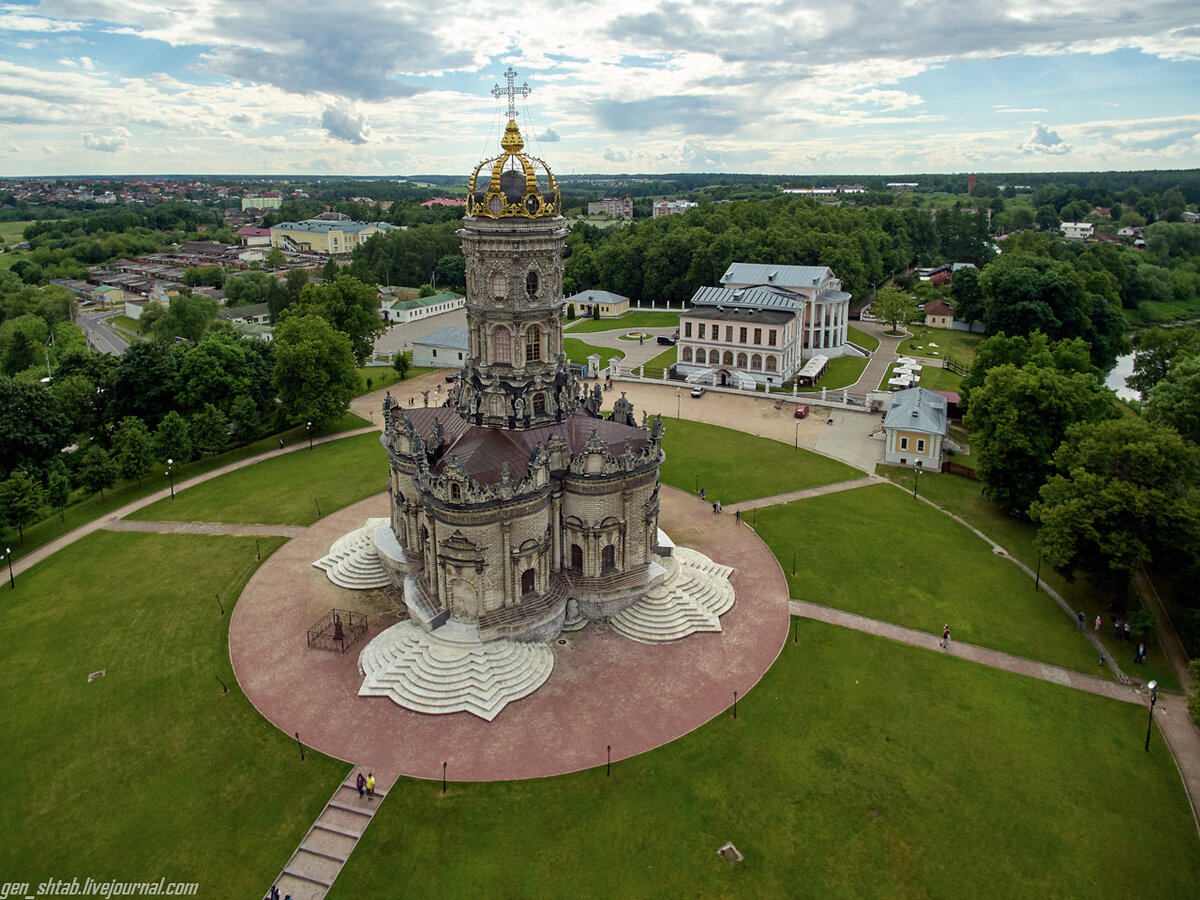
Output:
[77, 309, 130, 356]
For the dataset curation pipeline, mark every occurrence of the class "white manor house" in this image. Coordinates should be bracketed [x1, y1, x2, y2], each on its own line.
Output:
[675, 263, 857, 388]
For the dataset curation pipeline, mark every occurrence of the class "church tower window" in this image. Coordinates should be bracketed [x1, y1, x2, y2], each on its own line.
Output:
[492, 325, 511, 364]
[526, 270, 539, 298]
[525, 325, 542, 362]
[533, 393, 546, 416]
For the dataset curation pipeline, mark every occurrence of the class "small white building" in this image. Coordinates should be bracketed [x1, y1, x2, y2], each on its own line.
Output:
[412, 326, 469, 368]
[883, 387, 947, 468]
[379, 290, 465, 324]
[1061, 222, 1094, 241]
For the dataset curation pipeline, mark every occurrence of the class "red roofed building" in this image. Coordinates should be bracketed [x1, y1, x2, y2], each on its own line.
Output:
[421, 197, 467, 208]
[236, 226, 272, 247]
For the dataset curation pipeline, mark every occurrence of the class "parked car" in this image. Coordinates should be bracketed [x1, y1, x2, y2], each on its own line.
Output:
[445, 371, 460, 382]
[657, 335, 676, 346]
[794, 404, 809, 418]
[690, 386, 706, 397]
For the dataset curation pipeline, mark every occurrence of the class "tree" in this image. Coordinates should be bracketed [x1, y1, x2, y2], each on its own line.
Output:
[265, 248, 285, 268]
[153, 411, 192, 463]
[964, 363, 1118, 514]
[112, 416, 155, 485]
[959, 331, 1098, 411]
[321, 257, 340, 282]
[46, 464, 70, 522]
[151, 292, 217, 344]
[872, 286, 917, 333]
[566, 303, 576, 321]
[0, 377, 72, 475]
[228, 394, 261, 444]
[277, 268, 309, 321]
[418, 283, 437, 298]
[292, 275, 385, 365]
[223, 271, 283, 307]
[1129, 327, 1200, 397]
[1031, 418, 1200, 608]
[434, 254, 465, 289]
[191, 403, 228, 456]
[0, 471, 45, 541]
[79, 444, 116, 500]
[1146, 355, 1200, 445]
[272, 314, 356, 427]
[949, 267, 983, 325]
[107, 340, 180, 426]
[392, 350, 412, 380]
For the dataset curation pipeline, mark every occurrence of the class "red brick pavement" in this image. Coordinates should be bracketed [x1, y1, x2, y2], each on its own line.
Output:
[229, 486, 789, 782]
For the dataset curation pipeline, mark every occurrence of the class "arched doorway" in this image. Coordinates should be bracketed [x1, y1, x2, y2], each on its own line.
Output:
[570, 544, 583, 573]
[521, 568, 536, 596]
[601, 545, 615, 572]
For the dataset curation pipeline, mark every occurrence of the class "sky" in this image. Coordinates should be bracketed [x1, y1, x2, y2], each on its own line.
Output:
[1, 0, 1199, 177]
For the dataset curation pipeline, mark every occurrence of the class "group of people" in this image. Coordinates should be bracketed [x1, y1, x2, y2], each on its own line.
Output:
[356, 771, 376, 800]
[264, 886, 290, 900]
[1077, 612, 1149, 664]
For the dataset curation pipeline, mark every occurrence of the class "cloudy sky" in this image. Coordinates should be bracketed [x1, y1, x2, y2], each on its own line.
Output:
[1, 0, 1198, 177]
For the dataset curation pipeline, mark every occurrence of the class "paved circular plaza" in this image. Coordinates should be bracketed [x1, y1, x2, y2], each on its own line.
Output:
[229, 486, 790, 782]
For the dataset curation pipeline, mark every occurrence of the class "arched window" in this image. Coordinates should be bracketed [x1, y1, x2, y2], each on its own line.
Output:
[722, 351, 734, 366]
[521, 568, 536, 596]
[601, 545, 615, 572]
[682, 347, 693, 363]
[492, 326, 511, 364]
[765, 356, 778, 373]
[533, 393, 546, 415]
[526, 270, 539, 298]
[736, 352, 748, 368]
[525, 325, 542, 362]
[570, 544, 583, 572]
[751, 353, 762, 370]
[489, 271, 505, 298]
[488, 395, 503, 417]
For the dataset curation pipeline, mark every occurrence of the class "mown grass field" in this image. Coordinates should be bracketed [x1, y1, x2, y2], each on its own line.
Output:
[565, 337, 624, 369]
[564, 311, 681, 333]
[0, 531, 345, 896]
[897, 327, 984, 366]
[331, 620, 1200, 899]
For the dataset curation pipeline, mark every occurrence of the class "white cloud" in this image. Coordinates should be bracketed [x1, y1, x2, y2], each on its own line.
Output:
[320, 105, 369, 144]
[82, 126, 130, 152]
[1015, 122, 1071, 154]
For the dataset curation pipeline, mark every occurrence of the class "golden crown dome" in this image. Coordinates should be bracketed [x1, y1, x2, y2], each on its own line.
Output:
[466, 119, 560, 220]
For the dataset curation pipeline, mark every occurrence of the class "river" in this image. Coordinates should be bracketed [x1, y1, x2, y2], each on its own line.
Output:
[1106, 352, 1138, 401]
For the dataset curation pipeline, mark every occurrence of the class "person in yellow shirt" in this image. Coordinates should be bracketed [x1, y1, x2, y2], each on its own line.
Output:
[366, 773, 376, 801]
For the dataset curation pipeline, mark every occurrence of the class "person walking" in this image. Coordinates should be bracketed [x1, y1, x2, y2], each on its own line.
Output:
[356, 772, 365, 799]
[278, 437, 285, 450]
[939, 625, 950, 649]
[1094, 615, 1102, 632]
[716, 501, 722, 514]
[700, 488, 707, 501]
[1077, 611, 1085, 629]
[712, 501, 719, 514]
[735, 509, 741, 524]
[1136, 643, 1146, 664]
[366, 772, 376, 800]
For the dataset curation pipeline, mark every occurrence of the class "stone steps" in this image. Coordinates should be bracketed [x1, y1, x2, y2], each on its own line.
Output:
[269, 772, 388, 900]
[610, 548, 736, 644]
[358, 621, 554, 721]
[312, 518, 392, 590]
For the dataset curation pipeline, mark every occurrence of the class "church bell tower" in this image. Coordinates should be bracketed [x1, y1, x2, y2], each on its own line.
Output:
[453, 68, 580, 429]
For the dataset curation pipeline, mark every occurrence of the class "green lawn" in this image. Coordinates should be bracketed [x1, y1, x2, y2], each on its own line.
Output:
[659, 418, 860, 503]
[0, 531, 345, 894]
[641, 345, 677, 374]
[0, 221, 33, 244]
[332, 620, 1200, 899]
[897, 327, 984, 366]
[755, 482, 1106, 675]
[564, 337, 624, 369]
[354, 365, 435, 396]
[846, 324, 880, 352]
[4, 412, 369, 565]
[137, 431, 387, 526]
[564, 311, 680, 334]
[873, 467, 1181, 691]
[879, 362, 963, 393]
[808, 354, 870, 390]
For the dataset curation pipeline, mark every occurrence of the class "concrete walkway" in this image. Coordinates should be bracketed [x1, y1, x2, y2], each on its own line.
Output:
[723, 476, 881, 514]
[104, 520, 306, 538]
[790, 599, 1200, 837]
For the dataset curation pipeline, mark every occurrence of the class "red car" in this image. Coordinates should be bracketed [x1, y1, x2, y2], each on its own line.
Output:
[794, 404, 809, 419]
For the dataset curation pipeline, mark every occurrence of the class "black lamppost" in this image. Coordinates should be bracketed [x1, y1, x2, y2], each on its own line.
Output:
[1145, 681, 1158, 752]
[306, 421, 313, 450]
[676, 388, 681, 419]
[2, 547, 13, 588]
[912, 460, 923, 499]
[165, 458, 175, 500]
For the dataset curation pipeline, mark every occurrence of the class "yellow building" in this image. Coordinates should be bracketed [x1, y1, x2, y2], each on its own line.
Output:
[269, 219, 398, 255]
[563, 289, 630, 317]
[883, 387, 947, 468]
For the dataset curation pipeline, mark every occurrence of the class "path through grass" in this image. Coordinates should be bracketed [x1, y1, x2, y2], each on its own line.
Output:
[137, 431, 386, 526]
[754, 482, 1104, 674]
[331, 620, 1200, 898]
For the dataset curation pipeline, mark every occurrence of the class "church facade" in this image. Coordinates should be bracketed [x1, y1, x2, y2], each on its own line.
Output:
[377, 113, 666, 643]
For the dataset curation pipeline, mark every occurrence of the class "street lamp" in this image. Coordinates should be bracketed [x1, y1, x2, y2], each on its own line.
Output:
[1145, 680, 1159, 752]
[2, 548, 13, 588]
[912, 460, 923, 499]
[676, 388, 681, 419]
[165, 458, 175, 500]
[795, 420, 799, 449]
[306, 421, 313, 450]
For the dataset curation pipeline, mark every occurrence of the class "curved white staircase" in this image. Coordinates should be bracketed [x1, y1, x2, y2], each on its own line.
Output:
[610, 547, 736, 644]
[313, 518, 392, 590]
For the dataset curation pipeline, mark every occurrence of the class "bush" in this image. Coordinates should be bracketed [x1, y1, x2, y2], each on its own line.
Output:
[1129, 609, 1156, 642]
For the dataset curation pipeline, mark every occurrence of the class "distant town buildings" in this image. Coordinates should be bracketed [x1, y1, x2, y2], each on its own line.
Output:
[886, 182, 919, 191]
[421, 197, 467, 208]
[781, 185, 866, 195]
[1061, 221, 1094, 241]
[241, 193, 282, 211]
[587, 197, 633, 220]
[652, 199, 698, 218]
